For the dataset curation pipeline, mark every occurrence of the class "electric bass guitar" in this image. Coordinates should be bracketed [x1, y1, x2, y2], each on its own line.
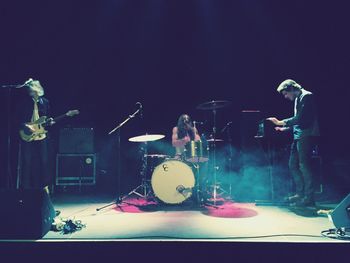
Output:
[19, 110, 80, 142]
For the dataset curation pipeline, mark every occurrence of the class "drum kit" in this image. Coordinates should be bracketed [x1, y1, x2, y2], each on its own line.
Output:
[117, 133, 200, 206]
[97, 100, 232, 211]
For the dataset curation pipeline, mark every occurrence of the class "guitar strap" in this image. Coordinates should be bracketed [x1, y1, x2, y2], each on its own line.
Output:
[31, 98, 40, 122]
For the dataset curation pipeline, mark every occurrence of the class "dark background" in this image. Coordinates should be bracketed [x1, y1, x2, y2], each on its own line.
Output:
[1, 0, 350, 199]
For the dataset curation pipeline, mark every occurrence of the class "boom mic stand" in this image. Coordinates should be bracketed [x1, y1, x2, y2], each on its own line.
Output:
[96, 105, 142, 211]
[1, 82, 28, 189]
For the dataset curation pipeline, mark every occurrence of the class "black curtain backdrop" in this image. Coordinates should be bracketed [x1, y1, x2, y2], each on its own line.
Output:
[1, 0, 350, 195]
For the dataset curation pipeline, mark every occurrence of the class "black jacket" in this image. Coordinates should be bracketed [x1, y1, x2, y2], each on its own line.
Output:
[283, 89, 320, 140]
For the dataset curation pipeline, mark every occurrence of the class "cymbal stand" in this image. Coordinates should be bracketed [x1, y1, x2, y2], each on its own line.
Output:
[210, 108, 219, 205]
[192, 162, 202, 205]
[225, 123, 233, 198]
[205, 109, 230, 206]
[122, 141, 153, 200]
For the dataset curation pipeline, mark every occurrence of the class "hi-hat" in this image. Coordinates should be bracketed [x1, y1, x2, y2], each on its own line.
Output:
[197, 100, 232, 110]
[207, 138, 224, 142]
[128, 134, 165, 142]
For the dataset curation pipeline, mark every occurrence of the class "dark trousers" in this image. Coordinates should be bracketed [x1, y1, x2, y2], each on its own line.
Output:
[289, 136, 315, 199]
[18, 139, 51, 189]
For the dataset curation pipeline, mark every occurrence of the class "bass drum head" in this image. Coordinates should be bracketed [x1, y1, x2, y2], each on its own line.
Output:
[151, 160, 195, 204]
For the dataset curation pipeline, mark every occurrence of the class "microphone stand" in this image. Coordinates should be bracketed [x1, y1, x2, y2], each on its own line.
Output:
[1, 83, 25, 189]
[96, 107, 141, 211]
[108, 108, 140, 136]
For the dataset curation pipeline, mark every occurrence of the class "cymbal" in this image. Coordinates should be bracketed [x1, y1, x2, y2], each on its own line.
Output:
[207, 138, 224, 142]
[129, 134, 165, 142]
[197, 100, 232, 110]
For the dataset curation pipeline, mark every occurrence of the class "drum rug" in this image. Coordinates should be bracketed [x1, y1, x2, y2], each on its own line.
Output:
[202, 201, 258, 218]
[113, 197, 258, 218]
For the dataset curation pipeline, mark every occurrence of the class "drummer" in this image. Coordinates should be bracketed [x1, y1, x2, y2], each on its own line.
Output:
[172, 114, 201, 159]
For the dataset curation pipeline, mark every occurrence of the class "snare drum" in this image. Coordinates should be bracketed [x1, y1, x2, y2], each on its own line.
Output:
[151, 160, 195, 204]
[185, 140, 209, 163]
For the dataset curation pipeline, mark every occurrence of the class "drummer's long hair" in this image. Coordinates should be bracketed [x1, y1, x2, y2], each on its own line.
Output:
[177, 114, 195, 140]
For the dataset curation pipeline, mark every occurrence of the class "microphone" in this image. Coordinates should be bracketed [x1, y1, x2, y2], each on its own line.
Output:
[24, 78, 34, 86]
[176, 185, 192, 197]
[221, 121, 233, 133]
[136, 102, 143, 118]
[176, 185, 185, 194]
[193, 121, 204, 125]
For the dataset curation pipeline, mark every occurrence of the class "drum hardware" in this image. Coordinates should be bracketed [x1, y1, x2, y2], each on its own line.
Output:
[112, 134, 167, 204]
[207, 138, 224, 142]
[225, 122, 234, 198]
[219, 121, 234, 198]
[197, 100, 231, 206]
[196, 100, 232, 111]
[145, 154, 170, 158]
[193, 120, 205, 128]
[124, 141, 153, 199]
[191, 162, 206, 206]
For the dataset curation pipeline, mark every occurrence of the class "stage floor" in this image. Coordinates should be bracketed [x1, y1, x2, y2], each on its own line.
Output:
[41, 193, 349, 242]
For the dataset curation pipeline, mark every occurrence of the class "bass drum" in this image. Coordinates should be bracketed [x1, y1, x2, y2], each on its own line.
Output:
[151, 160, 195, 204]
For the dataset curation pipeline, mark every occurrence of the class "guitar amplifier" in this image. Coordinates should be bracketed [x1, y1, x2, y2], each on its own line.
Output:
[59, 127, 94, 154]
[56, 153, 96, 186]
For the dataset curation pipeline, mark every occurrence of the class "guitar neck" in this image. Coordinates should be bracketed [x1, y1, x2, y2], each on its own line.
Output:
[52, 113, 68, 123]
[39, 110, 78, 127]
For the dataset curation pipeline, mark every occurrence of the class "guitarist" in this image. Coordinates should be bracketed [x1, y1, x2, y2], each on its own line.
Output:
[17, 78, 54, 191]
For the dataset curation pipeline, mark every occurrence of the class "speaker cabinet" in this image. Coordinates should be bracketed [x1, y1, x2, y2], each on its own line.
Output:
[59, 127, 94, 154]
[0, 188, 55, 239]
[330, 193, 350, 229]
